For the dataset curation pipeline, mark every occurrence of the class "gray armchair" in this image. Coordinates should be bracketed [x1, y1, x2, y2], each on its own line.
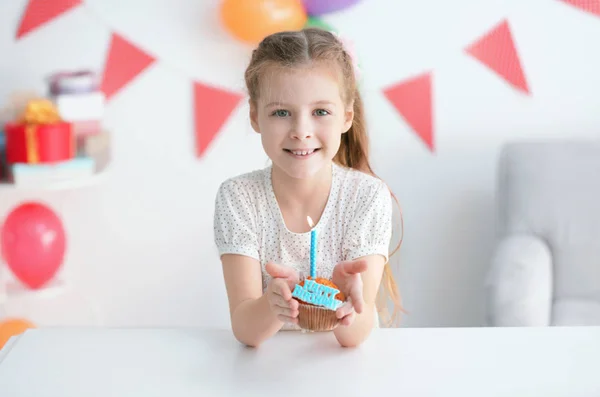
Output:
[485, 140, 600, 326]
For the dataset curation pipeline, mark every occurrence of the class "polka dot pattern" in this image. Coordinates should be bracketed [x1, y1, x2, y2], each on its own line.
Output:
[213, 162, 393, 329]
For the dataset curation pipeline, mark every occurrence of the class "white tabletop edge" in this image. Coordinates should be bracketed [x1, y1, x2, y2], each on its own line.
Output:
[0, 326, 599, 397]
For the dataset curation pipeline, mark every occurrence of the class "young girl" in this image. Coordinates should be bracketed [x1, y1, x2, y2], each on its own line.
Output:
[213, 28, 402, 348]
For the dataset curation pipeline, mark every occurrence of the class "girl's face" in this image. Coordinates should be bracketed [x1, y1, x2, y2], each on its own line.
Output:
[250, 64, 354, 180]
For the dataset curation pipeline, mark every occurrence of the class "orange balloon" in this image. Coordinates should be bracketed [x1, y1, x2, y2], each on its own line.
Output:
[0, 318, 36, 349]
[220, 0, 308, 44]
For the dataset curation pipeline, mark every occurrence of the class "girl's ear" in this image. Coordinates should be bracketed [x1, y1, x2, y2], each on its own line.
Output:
[342, 100, 354, 133]
[250, 100, 260, 134]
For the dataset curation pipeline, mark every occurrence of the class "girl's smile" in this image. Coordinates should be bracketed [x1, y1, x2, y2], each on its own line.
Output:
[284, 148, 321, 159]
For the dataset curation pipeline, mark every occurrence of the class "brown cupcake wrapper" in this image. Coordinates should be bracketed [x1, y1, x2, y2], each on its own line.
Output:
[297, 303, 340, 332]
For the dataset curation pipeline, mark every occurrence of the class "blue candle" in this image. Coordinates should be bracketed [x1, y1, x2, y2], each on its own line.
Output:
[307, 216, 317, 279]
[310, 229, 317, 279]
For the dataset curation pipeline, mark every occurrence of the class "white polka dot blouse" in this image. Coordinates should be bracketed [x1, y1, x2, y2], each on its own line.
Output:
[213, 162, 393, 294]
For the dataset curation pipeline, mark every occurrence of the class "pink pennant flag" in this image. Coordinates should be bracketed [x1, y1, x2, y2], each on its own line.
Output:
[100, 33, 156, 100]
[465, 19, 530, 94]
[383, 72, 434, 152]
[559, 0, 600, 17]
[16, 0, 82, 39]
[194, 82, 244, 158]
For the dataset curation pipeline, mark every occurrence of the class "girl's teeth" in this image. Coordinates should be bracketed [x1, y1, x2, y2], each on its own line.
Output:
[292, 149, 314, 156]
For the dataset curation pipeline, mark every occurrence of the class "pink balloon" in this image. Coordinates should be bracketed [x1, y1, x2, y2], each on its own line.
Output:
[1, 202, 66, 289]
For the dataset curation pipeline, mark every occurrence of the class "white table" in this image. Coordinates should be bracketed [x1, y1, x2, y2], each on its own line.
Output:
[0, 327, 599, 396]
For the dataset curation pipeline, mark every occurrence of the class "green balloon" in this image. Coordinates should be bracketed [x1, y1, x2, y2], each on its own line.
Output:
[304, 16, 337, 33]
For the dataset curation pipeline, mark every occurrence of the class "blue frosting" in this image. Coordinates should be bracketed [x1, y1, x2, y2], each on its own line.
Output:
[292, 279, 343, 310]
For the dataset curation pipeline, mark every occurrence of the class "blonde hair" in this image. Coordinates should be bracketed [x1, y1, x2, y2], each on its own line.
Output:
[244, 28, 405, 327]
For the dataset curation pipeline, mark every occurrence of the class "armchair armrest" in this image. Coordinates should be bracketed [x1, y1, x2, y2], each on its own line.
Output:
[485, 235, 553, 326]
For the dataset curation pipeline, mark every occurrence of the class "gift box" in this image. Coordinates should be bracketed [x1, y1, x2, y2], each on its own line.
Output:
[54, 92, 104, 121]
[71, 120, 102, 136]
[47, 70, 99, 96]
[4, 99, 75, 165]
[76, 130, 110, 172]
[54, 91, 104, 136]
[48, 71, 104, 137]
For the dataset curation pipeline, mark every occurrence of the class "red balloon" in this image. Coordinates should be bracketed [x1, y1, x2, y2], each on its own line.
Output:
[1, 202, 66, 289]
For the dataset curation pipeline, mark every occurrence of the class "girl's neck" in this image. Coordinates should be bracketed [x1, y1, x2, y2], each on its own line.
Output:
[271, 163, 333, 233]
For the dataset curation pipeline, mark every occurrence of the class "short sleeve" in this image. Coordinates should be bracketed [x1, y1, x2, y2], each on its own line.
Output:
[342, 181, 393, 263]
[213, 180, 260, 260]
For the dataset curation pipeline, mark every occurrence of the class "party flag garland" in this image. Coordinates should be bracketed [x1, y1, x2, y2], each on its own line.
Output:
[383, 73, 434, 152]
[100, 34, 156, 100]
[383, 18, 532, 153]
[559, 0, 600, 17]
[465, 19, 530, 94]
[16, 0, 82, 39]
[193, 82, 243, 157]
[12, 0, 599, 157]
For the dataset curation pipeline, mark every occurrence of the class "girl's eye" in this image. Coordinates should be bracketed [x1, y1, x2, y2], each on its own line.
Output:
[314, 109, 330, 116]
[272, 109, 290, 117]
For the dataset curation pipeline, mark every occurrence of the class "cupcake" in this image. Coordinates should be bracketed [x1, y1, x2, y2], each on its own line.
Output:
[292, 277, 346, 332]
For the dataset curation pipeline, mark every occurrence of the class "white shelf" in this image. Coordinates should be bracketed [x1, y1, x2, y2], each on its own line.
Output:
[0, 275, 104, 327]
[0, 166, 110, 192]
[1, 278, 68, 300]
[0, 277, 68, 309]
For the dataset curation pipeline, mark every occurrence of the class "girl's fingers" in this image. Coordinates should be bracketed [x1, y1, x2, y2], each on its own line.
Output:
[272, 291, 299, 311]
[270, 293, 289, 308]
[273, 279, 292, 301]
[349, 284, 364, 314]
[336, 299, 356, 327]
[287, 298, 299, 311]
[278, 315, 298, 324]
[274, 305, 299, 319]
[339, 311, 355, 327]
[336, 299, 355, 320]
[335, 260, 368, 276]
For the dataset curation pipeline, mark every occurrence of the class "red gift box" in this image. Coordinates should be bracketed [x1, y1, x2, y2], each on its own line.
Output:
[4, 121, 75, 164]
[3, 98, 75, 165]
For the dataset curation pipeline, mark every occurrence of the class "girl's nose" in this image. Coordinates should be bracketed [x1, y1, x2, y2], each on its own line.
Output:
[290, 114, 314, 140]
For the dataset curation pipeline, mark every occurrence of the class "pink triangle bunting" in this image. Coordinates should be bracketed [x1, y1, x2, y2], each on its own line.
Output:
[100, 33, 156, 100]
[16, 0, 82, 39]
[465, 19, 530, 94]
[559, 0, 600, 17]
[194, 82, 244, 158]
[383, 72, 434, 152]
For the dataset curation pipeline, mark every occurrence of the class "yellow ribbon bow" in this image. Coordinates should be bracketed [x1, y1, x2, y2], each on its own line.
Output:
[17, 99, 62, 164]
[18, 99, 61, 124]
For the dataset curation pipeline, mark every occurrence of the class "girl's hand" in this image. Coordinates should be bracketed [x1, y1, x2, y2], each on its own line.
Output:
[332, 259, 368, 327]
[265, 262, 300, 325]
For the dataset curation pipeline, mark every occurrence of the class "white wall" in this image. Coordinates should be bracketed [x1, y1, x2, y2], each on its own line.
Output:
[1, 0, 599, 328]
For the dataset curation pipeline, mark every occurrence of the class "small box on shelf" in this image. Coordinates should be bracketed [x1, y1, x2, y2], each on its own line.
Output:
[54, 92, 104, 136]
[48, 70, 104, 137]
[77, 130, 110, 171]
